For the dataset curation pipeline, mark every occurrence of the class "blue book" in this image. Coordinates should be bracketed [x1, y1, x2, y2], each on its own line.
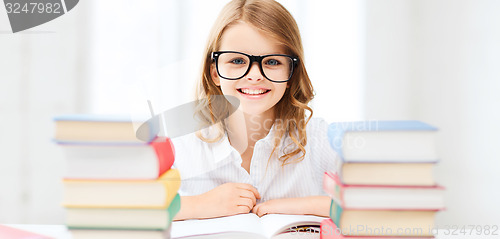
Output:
[328, 120, 438, 163]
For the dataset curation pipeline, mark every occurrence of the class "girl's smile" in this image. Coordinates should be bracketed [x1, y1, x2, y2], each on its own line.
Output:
[237, 86, 272, 99]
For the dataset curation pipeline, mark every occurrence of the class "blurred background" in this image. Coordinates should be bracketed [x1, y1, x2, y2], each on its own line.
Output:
[1, 0, 499, 226]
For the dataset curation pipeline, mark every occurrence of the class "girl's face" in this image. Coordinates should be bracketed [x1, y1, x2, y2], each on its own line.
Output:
[211, 21, 288, 117]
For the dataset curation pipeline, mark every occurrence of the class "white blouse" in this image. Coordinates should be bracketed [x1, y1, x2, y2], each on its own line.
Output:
[171, 117, 340, 203]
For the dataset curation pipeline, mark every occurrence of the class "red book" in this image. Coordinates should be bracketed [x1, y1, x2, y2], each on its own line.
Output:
[320, 219, 434, 239]
[62, 137, 175, 180]
[0, 225, 52, 239]
[323, 172, 445, 210]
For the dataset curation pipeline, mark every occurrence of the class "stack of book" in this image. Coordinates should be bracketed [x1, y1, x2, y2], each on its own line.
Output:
[54, 115, 181, 239]
[320, 120, 444, 239]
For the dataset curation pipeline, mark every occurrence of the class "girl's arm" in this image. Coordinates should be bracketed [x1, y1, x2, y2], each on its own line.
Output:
[173, 195, 201, 221]
[251, 196, 331, 217]
[174, 182, 261, 220]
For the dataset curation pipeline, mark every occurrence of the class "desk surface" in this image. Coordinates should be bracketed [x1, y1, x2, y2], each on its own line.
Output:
[2, 224, 496, 239]
[3, 225, 318, 239]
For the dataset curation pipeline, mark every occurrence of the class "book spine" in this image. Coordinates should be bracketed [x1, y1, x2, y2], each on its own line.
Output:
[151, 138, 175, 177]
[320, 219, 344, 239]
[167, 194, 181, 222]
[329, 200, 344, 228]
[323, 172, 345, 207]
[159, 169, 181, 208]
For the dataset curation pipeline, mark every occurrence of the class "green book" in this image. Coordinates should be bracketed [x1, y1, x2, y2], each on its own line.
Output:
[66, 193, 181, 230]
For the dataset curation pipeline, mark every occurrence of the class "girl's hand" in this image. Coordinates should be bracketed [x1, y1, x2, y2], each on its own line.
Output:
[196, 183, 260, 219]
[252, 198, 288, 217]
[252, 196, 331, 217]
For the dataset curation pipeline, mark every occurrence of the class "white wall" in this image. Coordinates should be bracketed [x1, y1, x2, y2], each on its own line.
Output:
[364, 0, 415, 119]
[364, 0, 500, 226]
[301, 0, 365, 122]
[0, 0, 90, 223]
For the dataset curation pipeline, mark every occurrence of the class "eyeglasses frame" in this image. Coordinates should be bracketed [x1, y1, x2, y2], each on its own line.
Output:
[211, 51, 299, 83]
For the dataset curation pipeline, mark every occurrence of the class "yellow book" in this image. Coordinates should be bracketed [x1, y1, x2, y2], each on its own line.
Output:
[62, 169, 180, 209]
[341, 163, 435, 186]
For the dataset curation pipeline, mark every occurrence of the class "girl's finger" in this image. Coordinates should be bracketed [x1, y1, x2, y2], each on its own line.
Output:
[238, 188, 257, 205]
[237, 205, 251, 214]
[236, 183, 261, 199]
[236, 198, 253, 212]
[237, 197, 254, 212]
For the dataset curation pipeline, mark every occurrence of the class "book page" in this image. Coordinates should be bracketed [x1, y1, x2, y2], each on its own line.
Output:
[258, 214, 326, 238]
[171, 213, 264, 238]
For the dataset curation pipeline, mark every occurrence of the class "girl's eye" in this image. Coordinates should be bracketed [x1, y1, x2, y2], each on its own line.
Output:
[230, 58, 246, 64]
[265, 59, 281, 66]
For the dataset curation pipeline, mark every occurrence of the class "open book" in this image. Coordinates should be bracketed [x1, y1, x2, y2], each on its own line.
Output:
[171, 213, 326, 239]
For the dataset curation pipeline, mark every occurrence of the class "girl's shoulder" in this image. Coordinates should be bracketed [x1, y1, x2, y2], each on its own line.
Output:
[170, 127, 217, 155]
[171, 125, 221, 146]
[170, 125, 231, 162]
[170, 127, 231, 179]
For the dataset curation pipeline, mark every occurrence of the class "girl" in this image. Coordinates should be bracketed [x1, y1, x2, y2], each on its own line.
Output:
[172, 0, 338, 220]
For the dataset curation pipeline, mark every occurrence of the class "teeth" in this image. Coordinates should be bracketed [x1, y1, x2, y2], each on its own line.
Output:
[241, 88, 267, 95]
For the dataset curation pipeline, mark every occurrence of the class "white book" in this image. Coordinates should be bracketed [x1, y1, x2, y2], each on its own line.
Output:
[60, 138, 174, 180]
[323, 172, 445, 210]
[171, 213, 326, 239]
[328, 121, 438, 163]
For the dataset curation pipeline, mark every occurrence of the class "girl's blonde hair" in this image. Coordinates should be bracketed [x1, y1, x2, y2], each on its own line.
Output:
[195, 0, 314, 165]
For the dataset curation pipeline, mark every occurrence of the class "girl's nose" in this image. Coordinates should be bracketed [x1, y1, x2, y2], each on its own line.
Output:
[246, 62, 263, 81]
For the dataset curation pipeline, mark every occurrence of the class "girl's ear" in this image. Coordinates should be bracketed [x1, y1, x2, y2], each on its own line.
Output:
[211, 63, 220, 86]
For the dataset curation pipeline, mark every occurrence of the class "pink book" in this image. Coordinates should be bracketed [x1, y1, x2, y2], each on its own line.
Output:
[320, 219, 434, 239]
[0, 225, 53, 239]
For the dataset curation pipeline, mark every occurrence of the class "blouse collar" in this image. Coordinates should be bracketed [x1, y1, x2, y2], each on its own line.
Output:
[209, 122, 280, 164]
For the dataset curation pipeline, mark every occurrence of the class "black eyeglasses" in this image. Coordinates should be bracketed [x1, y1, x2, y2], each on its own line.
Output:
[212, 51, 298, 83]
